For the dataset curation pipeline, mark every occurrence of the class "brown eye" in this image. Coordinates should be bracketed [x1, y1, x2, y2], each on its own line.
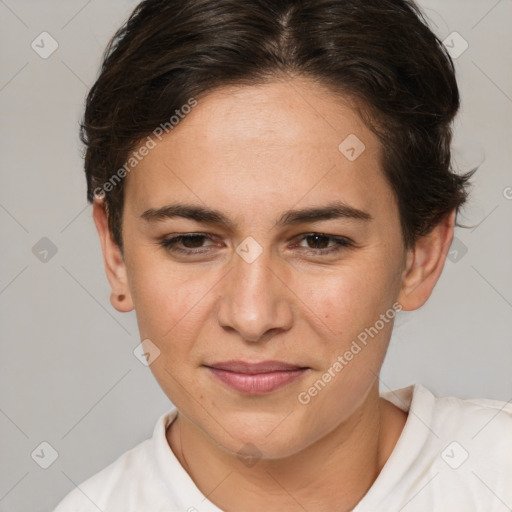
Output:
[295, 233, 353, 254]
[160, 234, 215, 254]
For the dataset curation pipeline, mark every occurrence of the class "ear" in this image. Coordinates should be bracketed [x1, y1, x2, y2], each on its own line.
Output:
[92, 198, 134, 313]
[397, 209, 455, 311]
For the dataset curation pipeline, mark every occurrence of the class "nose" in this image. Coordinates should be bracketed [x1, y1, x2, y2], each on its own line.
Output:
[216, 246, 293, 343]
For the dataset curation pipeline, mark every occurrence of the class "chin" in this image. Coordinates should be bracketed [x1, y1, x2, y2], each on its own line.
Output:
[206, 417, 310, 461]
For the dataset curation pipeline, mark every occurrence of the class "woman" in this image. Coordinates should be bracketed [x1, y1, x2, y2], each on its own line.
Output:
[53, 0, 511, 510]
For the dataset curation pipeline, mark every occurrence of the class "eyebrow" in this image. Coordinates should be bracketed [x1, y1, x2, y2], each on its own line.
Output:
[140, 200, 372, 229]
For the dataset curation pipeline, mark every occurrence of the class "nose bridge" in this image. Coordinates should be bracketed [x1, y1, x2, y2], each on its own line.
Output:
[216, 244, 291, 341]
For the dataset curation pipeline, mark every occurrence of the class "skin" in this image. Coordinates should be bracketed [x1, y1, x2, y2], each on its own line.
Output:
[93, 77, 455, 511]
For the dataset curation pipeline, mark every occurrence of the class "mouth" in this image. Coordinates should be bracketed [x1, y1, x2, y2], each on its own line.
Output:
[203, 360, 310, 395]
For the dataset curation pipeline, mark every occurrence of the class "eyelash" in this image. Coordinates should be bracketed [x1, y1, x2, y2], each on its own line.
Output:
[158, 233, 354, 256]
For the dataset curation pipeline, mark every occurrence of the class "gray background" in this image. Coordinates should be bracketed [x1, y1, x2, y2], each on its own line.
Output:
[0, 0, 511, 511]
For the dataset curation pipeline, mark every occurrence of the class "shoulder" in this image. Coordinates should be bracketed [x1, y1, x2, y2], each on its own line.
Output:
[52, 438, 154, 511]
[52, 410, 178, 512]
[429, 387, 512, 438]
[356, 385, 512, 511]
[385, 383, 512, 471]
[415, 384, 512, 481]
[391, 382, 512, 435]
[377, 384, 512, 509]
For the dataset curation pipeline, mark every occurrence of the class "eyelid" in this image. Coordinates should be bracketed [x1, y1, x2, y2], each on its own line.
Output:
[158, 233, 217, 253]
[158, 232, 355, 256]
[292, 232, 354, 245]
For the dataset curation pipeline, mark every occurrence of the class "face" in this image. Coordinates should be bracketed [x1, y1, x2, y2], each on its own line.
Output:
[95, 77, 449, 460]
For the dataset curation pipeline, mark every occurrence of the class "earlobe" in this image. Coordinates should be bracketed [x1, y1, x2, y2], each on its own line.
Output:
[110, 291, 133, 313]
[92, 198, 134, 313]
[397, 210, 456, 311]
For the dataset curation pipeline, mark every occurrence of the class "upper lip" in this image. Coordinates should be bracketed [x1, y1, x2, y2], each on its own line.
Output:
[204, 360, 307, 374]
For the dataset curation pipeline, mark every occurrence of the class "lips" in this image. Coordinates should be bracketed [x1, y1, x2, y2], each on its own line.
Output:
[204, 360, 310, 394]
[205, 360, 306, 374]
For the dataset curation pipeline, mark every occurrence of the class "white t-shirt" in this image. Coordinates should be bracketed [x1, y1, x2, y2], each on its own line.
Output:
[52, 383, 512, 512]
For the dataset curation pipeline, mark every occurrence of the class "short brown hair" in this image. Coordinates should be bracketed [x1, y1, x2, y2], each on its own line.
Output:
[81, 0, 475, 253]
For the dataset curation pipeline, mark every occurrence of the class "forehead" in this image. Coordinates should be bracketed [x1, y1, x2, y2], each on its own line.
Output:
[169, 78, 376, 159]
[123, 78, 394, 226]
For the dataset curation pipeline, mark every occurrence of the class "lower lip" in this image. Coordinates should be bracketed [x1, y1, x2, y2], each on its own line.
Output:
[206, 367, 308, 394]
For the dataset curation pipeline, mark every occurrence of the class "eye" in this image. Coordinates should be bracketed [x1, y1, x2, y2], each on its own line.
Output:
[159, 233, 217, 254]
[293, 233, 354, 255]
[158, 232, 355, 257]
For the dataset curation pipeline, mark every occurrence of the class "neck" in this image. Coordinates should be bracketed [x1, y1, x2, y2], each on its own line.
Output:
[166, 380, 407, 512]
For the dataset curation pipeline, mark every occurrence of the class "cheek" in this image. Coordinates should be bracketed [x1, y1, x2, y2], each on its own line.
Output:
[292, 260, 400, 431]
[128, 263, 209, 397]
[297, 256, 399, 337]
[127, 251, 207, 342]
